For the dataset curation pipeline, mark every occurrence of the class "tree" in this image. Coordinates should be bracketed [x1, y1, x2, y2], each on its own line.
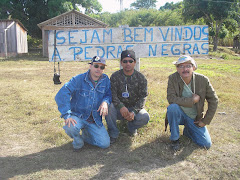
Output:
[224, 3, 240, 35]
[131, 0, 157, 9]
[0, 0, 102, 38]
[92, 8, 184, 28]
[182, 0, 239, 51]
[159, 2, 182, 11]
[76, 0, 102, 13]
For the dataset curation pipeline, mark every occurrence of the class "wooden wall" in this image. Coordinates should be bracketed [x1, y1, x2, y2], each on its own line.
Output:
[16, 23, 28, 54]
[0, 20, 28, 57]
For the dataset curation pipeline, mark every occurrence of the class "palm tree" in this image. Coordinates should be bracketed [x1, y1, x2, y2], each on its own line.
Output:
[117, 0, 123, 11]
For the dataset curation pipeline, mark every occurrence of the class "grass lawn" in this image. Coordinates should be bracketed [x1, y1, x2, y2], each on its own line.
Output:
[0, 47, 239, 179]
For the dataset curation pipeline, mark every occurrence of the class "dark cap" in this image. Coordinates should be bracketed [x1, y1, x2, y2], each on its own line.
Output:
[121, 50, 136, 61]
[89, 56, 106, 65]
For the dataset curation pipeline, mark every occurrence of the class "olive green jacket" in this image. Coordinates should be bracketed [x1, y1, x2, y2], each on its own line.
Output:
[110, 69, 148, 114]
[166, 71, 218, 127]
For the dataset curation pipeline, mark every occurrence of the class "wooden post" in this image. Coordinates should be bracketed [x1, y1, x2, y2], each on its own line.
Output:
[42, 29, 46, 57]
[135, 57, 140, 71]
[4, 29, 7, 58]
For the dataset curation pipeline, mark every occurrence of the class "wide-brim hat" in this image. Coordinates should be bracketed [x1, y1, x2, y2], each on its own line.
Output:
[173, 55, 197, 70]
[89, 56, 106, 66]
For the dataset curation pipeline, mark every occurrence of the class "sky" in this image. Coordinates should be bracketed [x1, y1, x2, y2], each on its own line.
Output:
[98, 0, 183, 13]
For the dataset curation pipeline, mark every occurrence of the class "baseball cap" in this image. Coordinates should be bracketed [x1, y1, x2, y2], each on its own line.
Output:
[121, 50, 136, 61]
[89, 56, 106, 65]
[173, 55, 197, 69]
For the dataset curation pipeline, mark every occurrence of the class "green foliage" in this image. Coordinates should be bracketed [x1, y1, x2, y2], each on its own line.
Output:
[159, 2, 182, 11]
[0, 0, 103, 38]
[0, 0, 11, 19]
[182, 0, 239, 51]
[1, 0, 239, 47]
[219, 25, 229, 39]
[78, 0, 102, 14]
[182, 0, 233, 22]
[127, 9, 158, 27]
[209, 45, 240, 60]
[209, 26, 215, 37]
[153, 9, 184, 26]
[224, 18, 239, 34]
[130, 0, 157, 9]
[93, 8, 184, 27]
[27, 35, 42, 49]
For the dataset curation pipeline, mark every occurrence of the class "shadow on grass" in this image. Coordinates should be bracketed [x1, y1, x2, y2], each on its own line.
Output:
[0, 132, 198, 180]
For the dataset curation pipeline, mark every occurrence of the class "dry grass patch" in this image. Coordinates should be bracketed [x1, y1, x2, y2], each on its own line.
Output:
[0, 49, 240, 179]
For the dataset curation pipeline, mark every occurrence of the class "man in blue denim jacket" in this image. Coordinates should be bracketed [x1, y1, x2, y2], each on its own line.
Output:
[55, 56, 112, 151]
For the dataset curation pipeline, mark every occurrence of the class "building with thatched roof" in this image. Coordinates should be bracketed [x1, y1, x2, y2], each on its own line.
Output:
[37, 10, 108, 57]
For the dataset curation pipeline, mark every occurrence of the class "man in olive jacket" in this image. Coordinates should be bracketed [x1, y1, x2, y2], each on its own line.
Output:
[105, 50, 149, 144]
[166, 55, 218, 151]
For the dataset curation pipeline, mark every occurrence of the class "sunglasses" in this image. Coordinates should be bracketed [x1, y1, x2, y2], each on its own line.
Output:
[93, 64, 105, 70]
[122, 60, 134, 63]
[177, 64, 192, 69]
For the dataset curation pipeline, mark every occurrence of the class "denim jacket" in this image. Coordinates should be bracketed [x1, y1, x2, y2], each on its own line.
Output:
[55, 70, 112, 127]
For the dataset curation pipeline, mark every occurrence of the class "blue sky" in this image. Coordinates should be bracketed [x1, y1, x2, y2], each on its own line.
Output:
[98, 0, 182, 13]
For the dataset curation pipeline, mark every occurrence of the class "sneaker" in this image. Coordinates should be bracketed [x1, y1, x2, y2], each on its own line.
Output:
[171, 139, 180, 151]
[129, 129, 138, 137]
[110, 137, 117, 144]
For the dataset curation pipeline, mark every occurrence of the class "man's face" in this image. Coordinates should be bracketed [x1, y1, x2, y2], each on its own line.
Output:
[176, 62, 195, 79]
[89, 62, 105, 79]
[121, 57, 136, 73]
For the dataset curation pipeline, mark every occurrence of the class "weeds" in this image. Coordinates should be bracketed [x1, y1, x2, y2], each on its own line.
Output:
[0, 47, 239, 179]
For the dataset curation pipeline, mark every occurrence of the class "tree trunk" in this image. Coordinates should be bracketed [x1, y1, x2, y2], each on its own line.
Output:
[213, 36, 218, 51]
[213, 20, 222, 52]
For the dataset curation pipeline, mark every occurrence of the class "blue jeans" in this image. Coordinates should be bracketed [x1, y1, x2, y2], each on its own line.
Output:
[167, 104, 212, 148]
[105, 103, 150, 138]
[63, 115, 110, 149]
